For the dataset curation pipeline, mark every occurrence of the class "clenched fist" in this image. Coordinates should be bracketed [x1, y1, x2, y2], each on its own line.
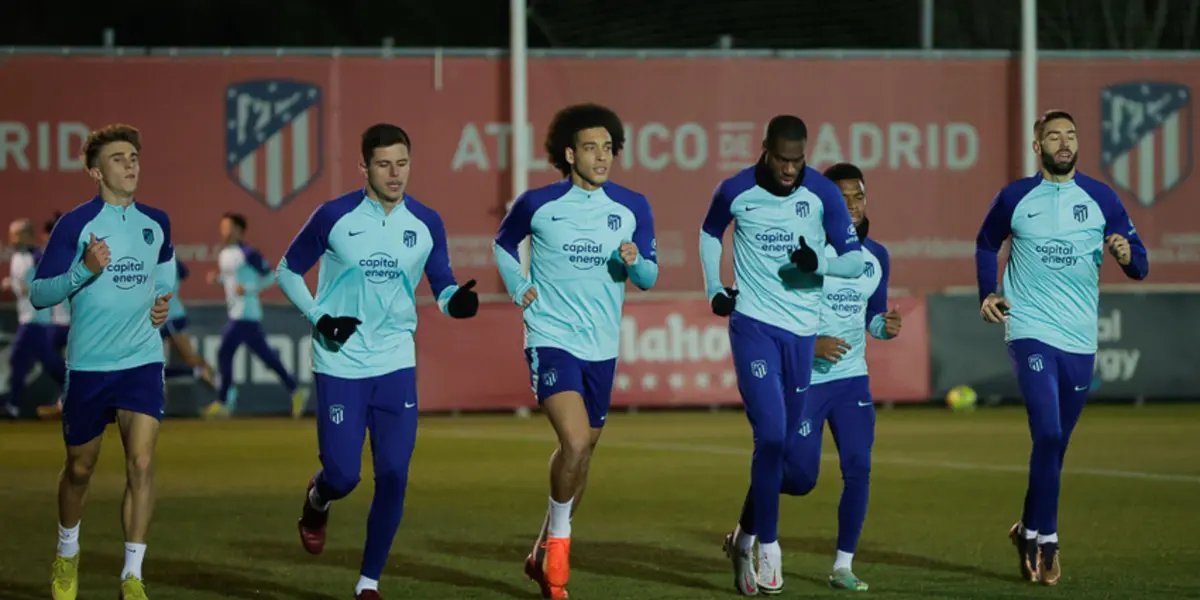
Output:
[618, 242, 639, 266]
[84, 233, 111, 274]
[150, 293, 172, 328]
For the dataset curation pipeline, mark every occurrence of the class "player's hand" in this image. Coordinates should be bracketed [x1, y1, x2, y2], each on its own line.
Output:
[883, 307, 902, 337]
[233, 283, 245, 296]
[316, 314, 362, 344]
[519, 286, 537, 308]
[711, 287, 738, 317]
[980, 293, 1011, 324]
[83, 233, 111, 274]
[789, 236, 818, 273]
[150, 293, 172, 328]
[618, 242, 639, 266]
[815, 336, 851, 362]
[206, 270, 219, 285]
[447, 279, 479, 319]
[1106, 234, 1132, 265]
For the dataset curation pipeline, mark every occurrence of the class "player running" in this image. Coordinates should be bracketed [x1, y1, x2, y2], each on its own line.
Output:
[4, 218, 67, 418]
[975, 110, 1149, 586]
[701, 115, 864, 596]
[32, 124, 177, 600]
[160, 260, 216, 389]
[206, 213, 306, 418]
[280, 123, 479, 600]
[493, 103, 657, 600]
[783, 162, 902, 592]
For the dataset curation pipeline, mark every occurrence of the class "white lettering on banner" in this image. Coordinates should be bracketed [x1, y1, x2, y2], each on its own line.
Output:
[452, 123, 551, 172]
[1095, 309, 1139, 382]
[717, 122, 756, 170]
[615, 312, 735, 393]
[0, 121, 90, 172]
[196, 334, 315, 385]
[807, 122, 978, 171]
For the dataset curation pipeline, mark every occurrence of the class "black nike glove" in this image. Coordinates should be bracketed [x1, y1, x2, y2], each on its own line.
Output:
[316, 315, 361, 344]
[447, 279, 478, 319]
[711, 287, 739, 317]
[789, 236, 819, 273]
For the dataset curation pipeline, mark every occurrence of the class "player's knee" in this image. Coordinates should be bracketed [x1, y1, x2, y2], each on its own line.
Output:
[755, 427, 788, 458]
[560, 435, 593, 468]
[125, 452, 154, 485]
[322, 466, 361, 498]
[840, 452, 871, 486]
[1032, 428, 1064, 451]
[63, 458, 96, 486]
[782, 468, 818, 496]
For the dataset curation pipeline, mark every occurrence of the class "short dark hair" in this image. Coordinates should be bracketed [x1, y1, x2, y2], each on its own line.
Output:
[222, 212, 247, 231]
[823, 162, 865, 184]
[361, 123, 412, 163]
[1034, 110, 1076, 139]
[81, 124, 141, 169]
[44, 211, 63, 235]
[765, 115, 808, 146]
[544, 104, 626, 177]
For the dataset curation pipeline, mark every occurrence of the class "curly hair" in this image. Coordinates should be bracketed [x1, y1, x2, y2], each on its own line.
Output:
[544, 104, 626, 176]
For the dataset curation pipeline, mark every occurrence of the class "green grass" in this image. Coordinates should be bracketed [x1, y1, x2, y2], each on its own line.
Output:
[2, 404, 1200, 599]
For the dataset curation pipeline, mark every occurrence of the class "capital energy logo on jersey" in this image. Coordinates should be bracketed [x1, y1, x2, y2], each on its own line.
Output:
[360, 252, 404, 284]
[563, 238, 606, 270]
[225, 79, 324, 210]
[108, 257, 149, 290]
[1100, 81, 1192, 207]
[826, 288, 864, 318]
[1033, 239, 1078, 270]
[754, 227, 796, 260]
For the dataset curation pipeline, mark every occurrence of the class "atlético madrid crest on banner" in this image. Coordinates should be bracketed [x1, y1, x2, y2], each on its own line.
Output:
[225, 79, 324, 210]
[1100, 81, 1192, 207]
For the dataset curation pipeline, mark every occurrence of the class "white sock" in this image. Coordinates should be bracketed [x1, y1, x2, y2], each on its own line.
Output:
[309, 486, 331, 511]
[1037, 533, 1058, 544]
[735, 528, 756, 553]
[121, 543, 146, 580]
[1024, 528, 1038, 540]
[759, 540, 781, 568]
[57, 523, 80, 558]
[547, 497, 573, 538]
[355, 575, 378, 595]
[834, 550, 854, 571]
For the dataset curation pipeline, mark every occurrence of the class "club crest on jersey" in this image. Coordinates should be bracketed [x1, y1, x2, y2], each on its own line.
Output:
[1100, 81, 1192, 207]
[607, 214, 621, 231]
[1073, 204, 1088, 222]
[750, 359, 768, 379]
[1028, 354, 1044, 373]
[403, 230, 417, 248]
[225, 79, 324, 210]
[795, 201, 809, 218]
[329, 404, 344, 425]
[541, 368, 558, 388]
[142, 228, 154, 245]
[863, 262, 875, 278]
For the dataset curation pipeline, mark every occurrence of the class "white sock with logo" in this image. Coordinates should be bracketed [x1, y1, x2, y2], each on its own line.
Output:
[57, 522, 80, 558]
[121, 543, 146, 580]
[355, 575, 378, 595]
[548, 497, 573, 538]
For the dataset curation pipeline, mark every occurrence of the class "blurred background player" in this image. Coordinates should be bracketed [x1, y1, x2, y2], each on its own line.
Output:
[782, 162, 902, 592]
[3, 218, 67, 418]
[281, 123, 479, 600]
[975, 110, 1149, 586]
[161, 259, 216, 390]
[493, 103, 658, 600]
[206, 212, 306, 418]
[700, 115, 863, 596]
[31, 123, 176, 600]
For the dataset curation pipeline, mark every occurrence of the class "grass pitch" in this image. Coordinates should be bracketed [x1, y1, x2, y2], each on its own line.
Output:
[1, 404, 1199, 599]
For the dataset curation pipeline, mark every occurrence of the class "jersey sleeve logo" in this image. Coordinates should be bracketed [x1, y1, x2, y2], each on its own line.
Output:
[795, 201, 809, 217]
[403, 230, 417, 248]
[142, 228, 154, 245]
[607, 214, 622, 231]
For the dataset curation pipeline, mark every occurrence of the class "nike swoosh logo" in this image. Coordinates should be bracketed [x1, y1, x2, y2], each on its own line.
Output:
[1074, 385, 1089, 391]
[1027, 212, 1041, 218]
[858, 400, 873, 407]
[744, 207, 760, 212]
[795, 386, 808, 393]
[600, 414, 607, 421]
[348, 230, 365, 236]
[96, 236, 109, 241]
[551, 216, 568, 221]
[404, 401, 416, 408]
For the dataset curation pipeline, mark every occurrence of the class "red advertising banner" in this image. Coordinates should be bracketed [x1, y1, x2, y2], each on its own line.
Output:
[414, 296, 930, 408]
[2, 55, 1197, 305]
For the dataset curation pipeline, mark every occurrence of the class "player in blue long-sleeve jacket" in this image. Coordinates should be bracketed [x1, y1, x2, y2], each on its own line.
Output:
[701, 115, 864, 596]
[975, 110, 1149, 587]
[32, 124, 176, 600]
[279, 123, 478, 600]
[493, 104, 657, 600]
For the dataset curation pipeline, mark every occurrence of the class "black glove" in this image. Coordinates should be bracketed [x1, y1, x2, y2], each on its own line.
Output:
[711, 287, 738, 317]
[789, 236, 819, 273]
[447, 279, 478, 319]
[316, 315, 361, 344]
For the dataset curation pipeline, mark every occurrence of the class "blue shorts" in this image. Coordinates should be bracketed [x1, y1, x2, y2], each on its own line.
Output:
[62, 362, 165, 446]
[524, 347, 617, 429]
[160, 317, 188, 338]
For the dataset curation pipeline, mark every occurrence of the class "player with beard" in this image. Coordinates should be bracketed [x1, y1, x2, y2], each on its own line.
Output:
[975, 110, 1148, 586]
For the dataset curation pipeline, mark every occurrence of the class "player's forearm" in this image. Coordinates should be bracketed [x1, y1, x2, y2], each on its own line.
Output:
[154, 257, 179, 297]
[30, 262, 93, 309]
[819, 250, 864, 278]
[276, 266, 322, 325]
[1121, 248, 1150, 280]
[699, 231, 725, 299]
[975, 248, 1000, 302]
[626, 257, 658, 290]
[493, 243, 532, 303]
[867, 313, 891, 340]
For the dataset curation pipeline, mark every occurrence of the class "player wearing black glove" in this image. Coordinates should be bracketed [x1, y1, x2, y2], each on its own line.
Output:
[447, 279, 479, 318]
[316, 314, 362, 344]
[789, 236, 819, 273]
[711, 287, 739, 317]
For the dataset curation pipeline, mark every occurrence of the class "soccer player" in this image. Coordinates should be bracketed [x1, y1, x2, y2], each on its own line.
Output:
[783, 162, 902, 592]
[160, 260, 216, 389]
[3, 218, 67, 418]
[493, 103, 657, 600]
[205, 213, 306, 418]
[975, 110, 1149, 586]
[701, 115, 864, 596]
[31, 124, 177, 600]
[280, 123, 479, 600]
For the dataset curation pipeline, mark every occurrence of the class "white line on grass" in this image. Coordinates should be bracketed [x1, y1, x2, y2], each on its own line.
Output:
[423, 430, 1200, 484]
